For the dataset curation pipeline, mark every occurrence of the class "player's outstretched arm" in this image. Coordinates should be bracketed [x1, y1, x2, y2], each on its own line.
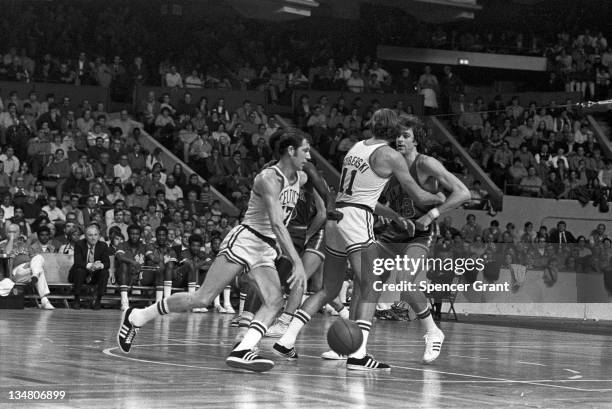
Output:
[256, 173, 306, 290]
[374, 147, 443, 206]
[415, 157, 471, 229]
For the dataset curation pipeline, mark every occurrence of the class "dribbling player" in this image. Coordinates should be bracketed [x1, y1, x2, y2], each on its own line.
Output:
[117, 131, 309, 373]
[273, 109, 444, 370]
[379, 115, 470, 364]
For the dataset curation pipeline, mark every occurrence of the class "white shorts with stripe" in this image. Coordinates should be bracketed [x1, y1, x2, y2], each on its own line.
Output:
[324, 205, 375, 257]
[218, 225, 278, 272]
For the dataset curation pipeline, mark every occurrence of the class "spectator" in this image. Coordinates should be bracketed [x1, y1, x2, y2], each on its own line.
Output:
[0, 224, 55, 309]
[69, 224, 110, 310]
[519, 166, 543, 196]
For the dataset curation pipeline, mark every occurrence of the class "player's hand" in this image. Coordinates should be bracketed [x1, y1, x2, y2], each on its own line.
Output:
[394, 216, 415, 237]
[415, 213, 435, 231]
[326, 209, 343, 222]
[287, 261, 306, 290]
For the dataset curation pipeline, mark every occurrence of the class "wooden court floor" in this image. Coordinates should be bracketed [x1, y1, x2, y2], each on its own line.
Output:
[1, 309, 611, 408]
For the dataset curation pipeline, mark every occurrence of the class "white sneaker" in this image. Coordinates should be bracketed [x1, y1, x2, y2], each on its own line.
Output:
[422, 328, 445, 364]
[264, 321, 289, 338]
[216, 305, 227, 313]
[41, 300, 55, 310]
[321, 350, 347, 360]
[223, 305, 236, 314]
[192, 307, 208, 313]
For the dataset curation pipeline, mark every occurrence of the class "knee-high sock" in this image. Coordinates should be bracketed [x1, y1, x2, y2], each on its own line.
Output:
[277, 309, 311, 349]
[214, 294, 221, 307]
[235, 320, 267, 351]
[417, 306, 437, 332]
[349, 320, 371, 359]
[188, 282, 196, 293]
[130, 299, 170, 327]
[156, 286, 163, 302]
[120, 285, 129, 304]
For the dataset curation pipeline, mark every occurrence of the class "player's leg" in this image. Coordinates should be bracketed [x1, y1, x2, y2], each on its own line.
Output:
[398, 241, 445, 364]
[233, 285, 261, 343]
[117, 254, 243, 353]
[273, 249, 347, 357]
[226, 264, 283, 372]
[117, 263, 132, 311]
[163, 263, 173, 299]
[266, 250, 324, 337]
[344, 243, 390, 370]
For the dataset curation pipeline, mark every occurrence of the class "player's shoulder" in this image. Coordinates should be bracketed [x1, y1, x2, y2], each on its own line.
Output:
[254, 168, 284, 191]
[298, 170, 308, 187]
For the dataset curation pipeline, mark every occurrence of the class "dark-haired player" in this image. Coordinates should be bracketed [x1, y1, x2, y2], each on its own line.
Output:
[144, 226, 178, 302]
[273, 108, 443, 371]
[115, 224, 148, 311]
[118, 131, 309, 373]
[379, 115, 470, 364]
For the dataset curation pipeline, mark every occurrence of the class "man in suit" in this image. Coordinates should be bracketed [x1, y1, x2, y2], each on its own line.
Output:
[69, 224, 110, 310]
[549, 221, 577, 246]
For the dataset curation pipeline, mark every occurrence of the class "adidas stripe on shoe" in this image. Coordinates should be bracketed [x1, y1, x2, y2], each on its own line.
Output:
[226, 349, 274, 372]
[117, 307, 139, 353]
[346, 355, 391, 371]
[272, 342, 298, 360]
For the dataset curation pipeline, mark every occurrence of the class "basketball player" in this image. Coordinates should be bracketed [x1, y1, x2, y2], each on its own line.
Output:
[115, 225, 149, 311]
[235, 159, 347, 340]
[118, 131, 309, 373]
[273, 108, 444, 370]
[375, 115, 470, 364]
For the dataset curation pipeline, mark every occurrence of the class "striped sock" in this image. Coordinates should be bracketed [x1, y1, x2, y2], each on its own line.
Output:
[349, 320, 371, 359]
[235, 320, 267, 351]
[130, 299, 169, 327]
[417, 307, 437, 332]
[278, 309, 311, 349]
[155, 287, 163, 302]
[188, 282, 196, 293]
[239, 292, 247, 316]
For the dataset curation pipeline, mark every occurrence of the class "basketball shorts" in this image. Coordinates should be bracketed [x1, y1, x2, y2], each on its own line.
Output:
[325, 204, 376, 257]
[219, 225, 279, 273]
[288, 224, 325, 259]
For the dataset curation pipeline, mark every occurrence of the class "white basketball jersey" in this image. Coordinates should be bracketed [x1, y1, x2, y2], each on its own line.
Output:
[336, 140, 390, 211]
[243, 165, 301, 239]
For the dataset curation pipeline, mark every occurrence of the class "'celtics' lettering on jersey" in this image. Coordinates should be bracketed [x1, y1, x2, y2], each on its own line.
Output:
[336, 141, 390, 212]
[243, 165, 302, 239]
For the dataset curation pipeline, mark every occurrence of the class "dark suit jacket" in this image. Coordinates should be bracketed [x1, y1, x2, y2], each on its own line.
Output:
[72, 239, 110, 273]
[549, 229, 577, 244]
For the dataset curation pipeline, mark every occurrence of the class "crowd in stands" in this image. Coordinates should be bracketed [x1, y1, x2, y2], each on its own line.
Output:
[0, 87, 244, 309]
[449, 94, 612, 206]
[432, 216, 612, 291]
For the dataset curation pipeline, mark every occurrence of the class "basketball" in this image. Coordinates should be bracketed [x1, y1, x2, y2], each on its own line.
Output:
[326, 319, 363, 356]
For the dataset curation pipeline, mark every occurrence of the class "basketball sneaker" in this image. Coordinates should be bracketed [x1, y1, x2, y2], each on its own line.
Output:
[422, 328, 445, 364]
[117, 307, 139, 353]
[264, 320, 289, 338]
[192, 307, 208, 313]
[321, 350, 347, 360]
[346, 355, 391, 371]
[272, 343, 298, 360]
[226, 349, 274, 372]
[223, 304, 236, 314]
[215, 305, 227, 313]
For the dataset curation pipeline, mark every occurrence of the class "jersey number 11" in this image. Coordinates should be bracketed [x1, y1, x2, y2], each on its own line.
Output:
[338, 168, 357, 196]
